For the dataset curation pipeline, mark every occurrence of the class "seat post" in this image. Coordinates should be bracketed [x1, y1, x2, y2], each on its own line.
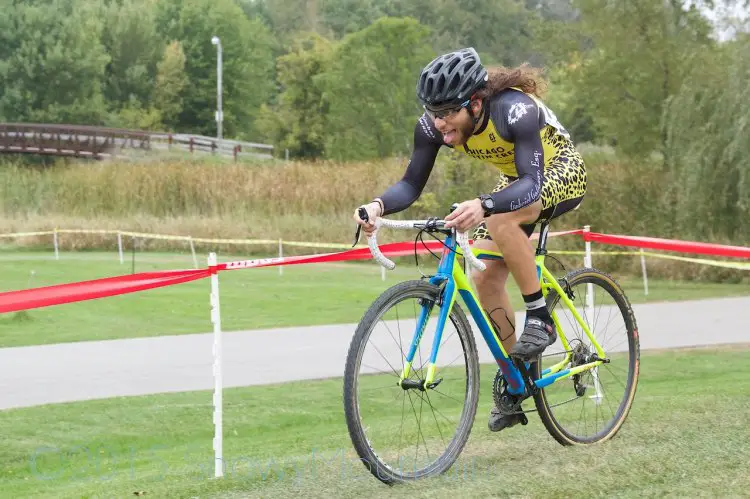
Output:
[536, 221, 550, 256]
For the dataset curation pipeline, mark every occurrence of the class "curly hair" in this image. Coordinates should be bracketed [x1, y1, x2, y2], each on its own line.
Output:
[474, 63, 548, 100]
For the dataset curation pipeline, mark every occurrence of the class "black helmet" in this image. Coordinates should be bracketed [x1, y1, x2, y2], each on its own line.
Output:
[416, 47, 488, 107]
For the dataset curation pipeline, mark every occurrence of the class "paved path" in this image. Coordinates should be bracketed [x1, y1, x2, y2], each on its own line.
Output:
[1, 296, 748, 410]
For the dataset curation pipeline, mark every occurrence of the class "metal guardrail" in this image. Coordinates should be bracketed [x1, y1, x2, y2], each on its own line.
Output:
[0, 123, 274, 161]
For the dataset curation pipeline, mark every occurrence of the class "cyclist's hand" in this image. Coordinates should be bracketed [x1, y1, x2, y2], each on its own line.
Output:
[444, 198, 484, 232]
[353, 202, 382, 236]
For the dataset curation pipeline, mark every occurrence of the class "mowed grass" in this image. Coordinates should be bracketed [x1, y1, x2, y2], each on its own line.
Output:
[0, 346, 748, 498]
[0, 250, 749, 348]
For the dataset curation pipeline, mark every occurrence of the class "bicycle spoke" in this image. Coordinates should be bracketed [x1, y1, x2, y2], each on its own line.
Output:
[439, 328, 458, 351]
[346, 283, 479, 482]
[579, 397, 586, 437]
[360, 362, 400, 377]
[357, 383, 400, 392]
[396, 303, 404, 372]
[399, 390, 406, 461]
[428, 387, 466, 406]
[422, 391, 447, 446]
[603, 364, 629, 391]
[414, 391, 431, 462]
[546, 395, 582, 408]
[538, 272, 638, 443]
[378, 319, 407, 365]
[599, 376, 620, 418]
[412, 392, 458, 427]
[364, 340, 401, 377]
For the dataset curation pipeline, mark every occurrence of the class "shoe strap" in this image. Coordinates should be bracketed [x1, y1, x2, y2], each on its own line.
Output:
[526, 317, 553, 335]
[522, 319, 553, 345]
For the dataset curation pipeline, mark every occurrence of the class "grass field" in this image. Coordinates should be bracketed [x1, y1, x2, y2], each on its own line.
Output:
[0, 345, 748, 498]
[1, 250, 749, 348]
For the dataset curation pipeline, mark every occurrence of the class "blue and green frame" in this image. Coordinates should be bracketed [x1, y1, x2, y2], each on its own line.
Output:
[399, 225, 607, 396]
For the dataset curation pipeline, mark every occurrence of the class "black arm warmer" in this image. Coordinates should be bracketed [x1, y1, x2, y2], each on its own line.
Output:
[378, 116, 441, 215]
[487, 97, 544, 213]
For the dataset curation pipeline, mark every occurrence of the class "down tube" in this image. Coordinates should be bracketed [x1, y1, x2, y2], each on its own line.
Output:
[454, 272, 526, 395]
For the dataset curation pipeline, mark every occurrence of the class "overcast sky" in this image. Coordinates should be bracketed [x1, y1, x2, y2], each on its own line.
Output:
[694, 0, 749, 40]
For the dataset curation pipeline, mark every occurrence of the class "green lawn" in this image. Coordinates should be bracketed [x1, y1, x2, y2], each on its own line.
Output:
[0, 346, 748, 498]
[0, 250, 748, 348]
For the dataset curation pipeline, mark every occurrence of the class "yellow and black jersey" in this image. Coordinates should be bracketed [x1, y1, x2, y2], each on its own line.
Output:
[457, 89, 572, 178]
[378, 87, 585, 216]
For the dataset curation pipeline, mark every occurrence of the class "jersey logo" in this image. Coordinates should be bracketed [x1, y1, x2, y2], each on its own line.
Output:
[418, 115, 436, 140]
[489, 132, 496, 142]
[508, 102, 533, 125]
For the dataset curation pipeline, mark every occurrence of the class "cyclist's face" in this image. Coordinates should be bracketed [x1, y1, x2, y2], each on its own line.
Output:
[427, 100, 479, 146]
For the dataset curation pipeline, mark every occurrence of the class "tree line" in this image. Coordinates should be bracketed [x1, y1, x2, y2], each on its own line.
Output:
[1, 1, 749, 228]
[0, 0, 747, 240]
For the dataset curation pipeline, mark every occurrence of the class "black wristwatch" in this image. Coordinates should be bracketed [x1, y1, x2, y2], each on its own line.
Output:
[478, 194, 495, 217]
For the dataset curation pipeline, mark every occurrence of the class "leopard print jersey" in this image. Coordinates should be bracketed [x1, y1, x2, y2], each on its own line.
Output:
[473, 127, 587, 241]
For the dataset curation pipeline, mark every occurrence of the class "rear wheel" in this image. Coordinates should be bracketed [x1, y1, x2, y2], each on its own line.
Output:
[533, 268, 640, 445]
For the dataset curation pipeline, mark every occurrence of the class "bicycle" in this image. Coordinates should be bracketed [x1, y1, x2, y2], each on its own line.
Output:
[343, 206, 640, 484]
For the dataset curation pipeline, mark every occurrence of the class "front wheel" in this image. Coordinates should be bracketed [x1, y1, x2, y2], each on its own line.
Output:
[343, 280, 480, 484]
[534, 268, 640, 445]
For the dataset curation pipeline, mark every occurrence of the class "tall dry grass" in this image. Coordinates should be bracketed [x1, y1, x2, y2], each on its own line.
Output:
[0, 157, 406, 247]
[0, 152, 746, 282]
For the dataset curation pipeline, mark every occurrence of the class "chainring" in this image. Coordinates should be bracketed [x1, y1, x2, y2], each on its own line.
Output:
[492, 368, 523, 413]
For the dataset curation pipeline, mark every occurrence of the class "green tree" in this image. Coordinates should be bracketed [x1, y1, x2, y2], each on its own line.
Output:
[385, 0, 536, 65]
[158, 0, 277, 139]
[256, 32, 333, 158]
[320, 17, 434, 160]
[318, 0, 388, 38]
[239, 0, 322, 45]
[113, 97, 163, 130]
[153, 41, 189, 129]
[0, 0, 110, 124]
[561, 0, 715, 159]
[663, 34, 750, 241]
[100, 0, 163, 107]
[541, 59, 598, 145]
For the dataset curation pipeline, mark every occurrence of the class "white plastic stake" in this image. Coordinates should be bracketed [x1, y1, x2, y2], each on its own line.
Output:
[189, 237, 198, 269]
[53, 228, 59, 260]
[582, 225, 594, 312]
[381, 264, 385, 281]
[279, 239, 283, 276]
[640, 248, 649, 296]
[209, 252, 223, 478]
[590, 368, 604, 405]
[117, 231, 124, 264]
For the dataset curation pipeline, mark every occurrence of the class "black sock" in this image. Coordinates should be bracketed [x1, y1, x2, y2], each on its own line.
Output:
[522, 289, 551, 323]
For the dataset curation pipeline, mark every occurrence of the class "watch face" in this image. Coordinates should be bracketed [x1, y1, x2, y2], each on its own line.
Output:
[484, 198, 494, 210]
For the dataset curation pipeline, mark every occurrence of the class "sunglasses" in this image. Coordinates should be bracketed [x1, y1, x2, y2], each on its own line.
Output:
[424, 100, 471, 120]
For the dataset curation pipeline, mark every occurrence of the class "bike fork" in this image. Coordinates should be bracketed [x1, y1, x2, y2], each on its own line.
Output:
[399, 278, 454, 388]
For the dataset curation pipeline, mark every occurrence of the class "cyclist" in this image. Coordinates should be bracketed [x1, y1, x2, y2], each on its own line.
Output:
[353, 47, 587, 433]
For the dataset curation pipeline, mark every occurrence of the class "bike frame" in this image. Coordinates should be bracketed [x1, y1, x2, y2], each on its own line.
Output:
[399, 224, 607, 396]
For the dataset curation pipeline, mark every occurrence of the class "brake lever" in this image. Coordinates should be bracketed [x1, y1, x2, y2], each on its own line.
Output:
[352, 207, 369, 247]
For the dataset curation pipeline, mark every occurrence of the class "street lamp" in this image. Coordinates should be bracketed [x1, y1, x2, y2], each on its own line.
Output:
[211, 35, 223, 140]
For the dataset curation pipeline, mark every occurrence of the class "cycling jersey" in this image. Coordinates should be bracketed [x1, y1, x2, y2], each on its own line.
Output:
[377, 87, 584, 217]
